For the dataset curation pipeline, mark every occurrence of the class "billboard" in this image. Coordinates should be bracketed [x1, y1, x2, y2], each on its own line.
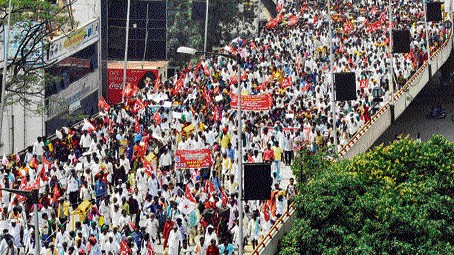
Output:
[47, 18, 99, 63]
[107, 68, 158, 104]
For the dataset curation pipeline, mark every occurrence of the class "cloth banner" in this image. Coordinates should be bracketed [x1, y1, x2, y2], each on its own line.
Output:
[174, 148, 213, 169]
[230, 94, 273, 111]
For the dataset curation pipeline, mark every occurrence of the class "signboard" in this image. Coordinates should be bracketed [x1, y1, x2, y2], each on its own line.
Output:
[174, 149, 213, 169]
[230, 94, 273, 111]
[47, 19, 99, 62]
[1, 21, 44, 65]
[107, 68, 158, 104]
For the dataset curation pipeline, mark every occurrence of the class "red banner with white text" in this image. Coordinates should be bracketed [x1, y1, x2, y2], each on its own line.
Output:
[175, 149, 213, 169]
[230, 94, 273, 111]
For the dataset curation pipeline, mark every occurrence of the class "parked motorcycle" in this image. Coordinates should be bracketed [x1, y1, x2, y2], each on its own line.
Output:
[426, 105, 447, 119]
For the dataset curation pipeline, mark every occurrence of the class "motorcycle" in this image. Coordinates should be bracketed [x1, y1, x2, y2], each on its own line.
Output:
[426, 105, 447, 119]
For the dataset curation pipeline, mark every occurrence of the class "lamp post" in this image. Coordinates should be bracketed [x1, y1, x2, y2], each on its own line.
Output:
[327, 0, 337, 154]
[0, 0, 12, 150]
[177, 46, 243, 255]
[0, 188, 39, 255]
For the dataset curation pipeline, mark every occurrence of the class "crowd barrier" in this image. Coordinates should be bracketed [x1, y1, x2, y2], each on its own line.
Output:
[251, 31, 453, 255]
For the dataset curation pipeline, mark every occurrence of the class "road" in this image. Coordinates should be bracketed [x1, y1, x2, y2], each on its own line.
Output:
[374, 72, 454, 146]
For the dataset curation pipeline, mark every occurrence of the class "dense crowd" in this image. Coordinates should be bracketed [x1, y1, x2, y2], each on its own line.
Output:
[0, 0, 451, 254]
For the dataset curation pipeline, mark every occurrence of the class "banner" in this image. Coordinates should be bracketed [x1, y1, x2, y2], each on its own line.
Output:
[175, 149, 213, 169]
[47, 19, 99, 63]
[107, 68, 158, 104]
[230, 94, 273, 111]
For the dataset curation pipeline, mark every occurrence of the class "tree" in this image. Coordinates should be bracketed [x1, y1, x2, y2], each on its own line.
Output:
[0, 0, 73, 109]
[280, 136, 454, 254]
[167, 0, 258, 67]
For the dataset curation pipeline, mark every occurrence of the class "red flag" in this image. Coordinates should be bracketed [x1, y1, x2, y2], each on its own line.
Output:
[147, 241, 155, 255]
[360, 79, 369, 89]
[205, 180, 215, 193]
[120, 238, 131, 255]
[83, 118, 96, 133]
[204, 65, 211, 77]
[220, 188, 229, 206]
[143, 159, 155, 176]
[29, 157, 38, 169]
[152, 111, 161, 125]
[313, 14, 317, 24]
[122, 83, 139, 100]
[98, 97, 110, 112]
[288, 14, 299, 26]
[133, 98, 144, 113]
[276, 3, 282, 13]
[195, 58, 203, 73]
[229, 75, 239, 85]
[247, 153, 254, 163]
[185, 186, 197, 203]
[281, 77, 292, 89]
[42, 156, 52, 168]
[262, 202, 270, 222]
[257, 81, 268, 91]
[134, 116, 140, 133]
[213, 108, 221, 122]
[241, 71, 248, 81]
[174, 74, 185, 93]
[153, 75, 161, 92]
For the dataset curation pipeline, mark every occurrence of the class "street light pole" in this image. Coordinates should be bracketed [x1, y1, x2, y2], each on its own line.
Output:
[0, 0, 12, 150]
[122, 0, 131, 92]
[204, 0, 209, 53]
[423, 0, 431, 76]
[327, 0, 337, 154]
[0, 188, 39, 255]
[237, 56, 243, 255]
[177, 46, 243, 254]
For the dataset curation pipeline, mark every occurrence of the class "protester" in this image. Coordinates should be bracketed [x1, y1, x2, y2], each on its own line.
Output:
[0, 0, 450, 254]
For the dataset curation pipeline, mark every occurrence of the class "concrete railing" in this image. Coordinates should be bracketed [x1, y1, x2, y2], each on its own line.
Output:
[339, 31, 453, 159]
[250, 203, 297, 255]
[251, 31, 453, 255]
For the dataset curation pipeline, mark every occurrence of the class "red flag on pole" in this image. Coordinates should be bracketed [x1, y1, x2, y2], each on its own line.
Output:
[153, 75, 161, 92]
[98, 97, 110, 112]
[120, 238, 131, 255]
[147, 241, 155, 255]
[281, 77, 292, 89]
[185, 186, 197, 203]
[152, 111, 161, 125]
[204, 65, 211, 77]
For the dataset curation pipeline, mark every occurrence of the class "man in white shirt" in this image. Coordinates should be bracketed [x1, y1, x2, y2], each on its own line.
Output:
[32, 137, 44, 160]
[168, 224, 181, 255]
[159, 149, 172, 173]
[145, 213, 160, 244]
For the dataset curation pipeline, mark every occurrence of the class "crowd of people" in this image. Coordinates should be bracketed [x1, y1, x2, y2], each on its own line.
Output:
[0, 0, 451, 254]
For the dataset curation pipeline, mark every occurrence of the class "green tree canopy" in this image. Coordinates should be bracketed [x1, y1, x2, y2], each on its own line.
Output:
[0, 0, 73, 108]
[280, 136, 454, 255]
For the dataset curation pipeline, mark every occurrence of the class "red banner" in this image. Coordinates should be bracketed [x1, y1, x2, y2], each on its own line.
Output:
[230, 94, 273, 111]
[175, 149, 213, 169]
[107, 68, 158, 104]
